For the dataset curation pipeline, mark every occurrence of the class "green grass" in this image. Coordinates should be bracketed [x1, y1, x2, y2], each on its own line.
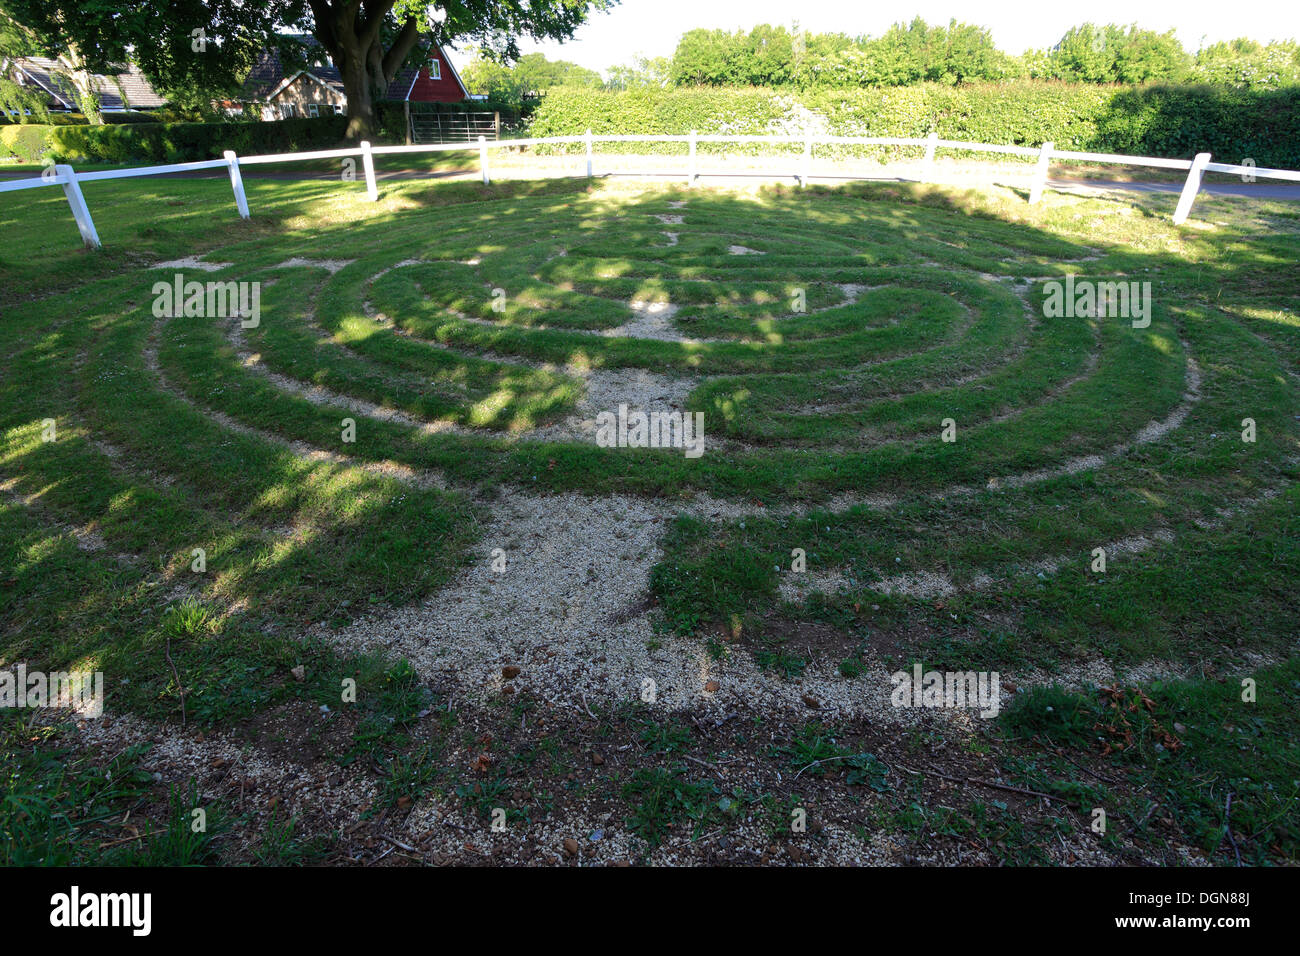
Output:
[1001, 656, 1300, 863]
[1, 165, 1296, 865]
[621, 765, 723, 846]
[0, 714, 221, 865]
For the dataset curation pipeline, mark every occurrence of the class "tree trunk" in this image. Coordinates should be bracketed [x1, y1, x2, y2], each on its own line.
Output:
[70, 71, 103, 124]
[339, 46, 374, 140]
[58, 47, 103, 125]
[311, 2, 422, 141]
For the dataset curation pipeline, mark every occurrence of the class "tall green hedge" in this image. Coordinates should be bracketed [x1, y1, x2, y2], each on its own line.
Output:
[527, 86, 791, 154]
[0, 116, 352, 164]
[7, 84, 1295, 169]
[527, 81, 1300, 168]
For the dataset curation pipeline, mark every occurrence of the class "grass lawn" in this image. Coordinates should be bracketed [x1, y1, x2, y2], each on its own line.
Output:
[1, 168, 1296, 866]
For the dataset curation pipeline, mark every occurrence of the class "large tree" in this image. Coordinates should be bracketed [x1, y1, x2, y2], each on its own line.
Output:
[309, 1, 614, 137]
[0, 1, 299, 120]
[1048, 23, 1190, 84]
[0, 10, 48, 121]
[0, 1, 614, 136]
[462, 50, 601, 104]
[0, 2, 134, 123]
[1193, 38, 1300, 90]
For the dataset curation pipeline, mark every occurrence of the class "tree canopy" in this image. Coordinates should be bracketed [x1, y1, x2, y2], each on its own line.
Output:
[0, 0, 616, 133]
[4, 6, 1299, 133]
[654, 19, 1299, 92]
[668, 20, 1011, 88]
[462, 50, 601, 102]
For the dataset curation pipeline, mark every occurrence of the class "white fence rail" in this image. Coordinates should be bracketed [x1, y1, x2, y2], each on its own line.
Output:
[3, 132, 1299, 248]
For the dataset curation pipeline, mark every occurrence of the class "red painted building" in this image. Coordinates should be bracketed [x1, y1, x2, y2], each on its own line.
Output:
[385, 46, 470, 103]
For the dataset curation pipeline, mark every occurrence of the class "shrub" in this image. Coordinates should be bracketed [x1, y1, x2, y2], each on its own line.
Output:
[528, 86, 789, 155]
[0, 124, 50, 162]
[103, 111, 171, 124]
[1001, 685, 1103, 747]
[0, 112, 88, 127]
[0, 117, 356, 164]
[527, 81, 1300, 168]
[46, 115, 352, 163]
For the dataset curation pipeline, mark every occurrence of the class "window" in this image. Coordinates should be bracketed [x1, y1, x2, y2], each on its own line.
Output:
[307, 103, 320, 118]
[281, 103, 297, 119]
[333, 104, 344, 115]
[429, 58, 441, 80]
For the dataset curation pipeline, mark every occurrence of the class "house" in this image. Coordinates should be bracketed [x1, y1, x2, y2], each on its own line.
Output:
[384, 47, 470, 105]
[236, 37, 344, 119]
[236, 35, 468, 120]
[3, 56, 166, 117]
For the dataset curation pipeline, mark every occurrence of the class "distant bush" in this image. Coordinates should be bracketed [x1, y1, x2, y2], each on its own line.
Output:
[527, 86, 791, 154]
[657, 20, 1298, 91]
[1093, 85, 1300, 166]
[52, 115, 352, 163]
[102, 112, 171, 124]
[0, 124, 50, 162]
[1, 116, 355, 164]
[0, 112, 87, 126]
[527, 81, 1300, 169]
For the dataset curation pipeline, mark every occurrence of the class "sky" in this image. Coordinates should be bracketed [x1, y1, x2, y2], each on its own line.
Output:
[442, 0, 1300, 76]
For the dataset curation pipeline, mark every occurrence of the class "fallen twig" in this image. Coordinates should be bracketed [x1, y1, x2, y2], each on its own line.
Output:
[793, 755, 857, 779]
[164, 637, 186, 727]
[898, 764, 1064, 804]
[1225, 792, 1243, 866]
[98, 829, 150, 850]
[682, 753, 721, 773]
[1054, 748, 1122, 786]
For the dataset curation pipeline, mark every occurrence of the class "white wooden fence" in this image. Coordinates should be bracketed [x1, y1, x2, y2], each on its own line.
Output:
[3, 132, 1299, 248]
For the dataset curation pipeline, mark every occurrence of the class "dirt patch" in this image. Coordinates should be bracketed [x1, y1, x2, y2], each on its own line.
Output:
[275, 257, 355, 274]
[46, 682, 1207, 866]
[151, 256, 232, 272]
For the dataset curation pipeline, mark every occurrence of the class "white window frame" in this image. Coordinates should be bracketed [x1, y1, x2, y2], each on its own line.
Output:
[429, 58, 441, 80]
[307, 103, 320, 118]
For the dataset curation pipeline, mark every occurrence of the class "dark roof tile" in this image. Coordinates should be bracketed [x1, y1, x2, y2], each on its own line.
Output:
[13, 56, 165, 110]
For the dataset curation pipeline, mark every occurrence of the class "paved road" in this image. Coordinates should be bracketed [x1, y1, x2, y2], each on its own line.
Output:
[1048, 177, 1300, 200]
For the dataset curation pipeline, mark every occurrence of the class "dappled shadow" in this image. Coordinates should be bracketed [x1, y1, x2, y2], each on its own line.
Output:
[1090, 83, 1300, 169]
[2, 171, 1298, 701]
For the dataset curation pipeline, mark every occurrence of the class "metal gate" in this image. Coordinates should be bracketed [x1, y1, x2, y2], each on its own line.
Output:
[408, 110, 499, 144]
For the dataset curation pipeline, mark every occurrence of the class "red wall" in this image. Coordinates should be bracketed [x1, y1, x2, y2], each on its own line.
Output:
[408, 50, 465, 102]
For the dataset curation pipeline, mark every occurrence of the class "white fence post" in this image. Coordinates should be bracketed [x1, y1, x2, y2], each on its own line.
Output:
[359, 141, 378, 201]
[688, 130, 697, 187]
[1173, 152, 1212, 225]
[801, 134, 812, 187]
[1028, 141, 1054, 205]
[223, 150, 250, 218]
[920, 131, 938, 182]
[54, 165, 100, 248]
[479, 135, 490, 185]
[585, 128, 593, 178]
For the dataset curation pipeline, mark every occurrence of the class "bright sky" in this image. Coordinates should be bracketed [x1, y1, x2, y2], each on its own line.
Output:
[443, 0, 1300, 76]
